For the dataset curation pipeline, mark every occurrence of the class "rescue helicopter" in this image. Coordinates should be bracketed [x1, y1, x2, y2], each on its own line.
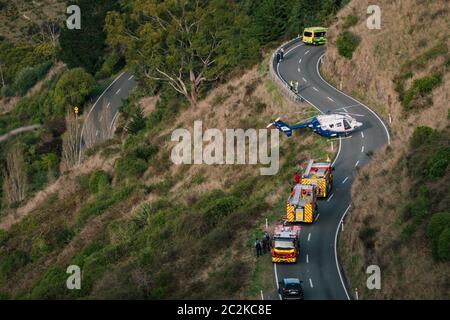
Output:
[267, 112, 363, 138]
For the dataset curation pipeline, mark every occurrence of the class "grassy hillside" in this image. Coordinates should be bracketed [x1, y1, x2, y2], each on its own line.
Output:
[0, 0, 346, 300]
[0, 0, 64, 43]
[321, 0, 449, 299]
[0, 57, 336, 299]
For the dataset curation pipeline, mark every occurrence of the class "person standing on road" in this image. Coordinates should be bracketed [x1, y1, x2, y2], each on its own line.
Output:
[255, 238, 262, 257]
[280, 48, 284, 61]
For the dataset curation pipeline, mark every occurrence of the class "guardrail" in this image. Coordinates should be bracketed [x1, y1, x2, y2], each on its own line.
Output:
[268, 36, 305, 104]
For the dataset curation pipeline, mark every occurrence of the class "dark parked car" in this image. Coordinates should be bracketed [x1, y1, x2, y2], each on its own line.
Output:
[278, 278, 304, 300]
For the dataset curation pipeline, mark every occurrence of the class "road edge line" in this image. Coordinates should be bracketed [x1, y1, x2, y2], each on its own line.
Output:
[78, 71, 126, 163]
[335, 204, 352, 300]
[316, 54, 391, 145]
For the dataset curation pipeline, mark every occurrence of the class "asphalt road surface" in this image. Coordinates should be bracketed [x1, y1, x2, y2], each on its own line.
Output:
[272, 41, 390, 300]
[79, 71, 137, 160]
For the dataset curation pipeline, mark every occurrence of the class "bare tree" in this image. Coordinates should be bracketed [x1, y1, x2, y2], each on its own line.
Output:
[107, 0, 222, 106]
[2, 145, 27, 205]
[82, 104, 98, 150]
[99, 99, 114, 141]
[61, 110, 81, 172]
[38, 21, 60, 47]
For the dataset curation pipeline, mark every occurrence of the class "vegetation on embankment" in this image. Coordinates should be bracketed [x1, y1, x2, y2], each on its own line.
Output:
[0, 59, 335, 299]
[1, 0, 346, 299]
[322, 0, 449, 299]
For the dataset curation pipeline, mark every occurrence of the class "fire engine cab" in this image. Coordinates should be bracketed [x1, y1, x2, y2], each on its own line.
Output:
[286, 183, 318, 223]
[271, 224, 301, 263]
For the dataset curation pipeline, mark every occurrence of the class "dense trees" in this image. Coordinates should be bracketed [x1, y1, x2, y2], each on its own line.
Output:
[54, 68, 95, 111]
[59, 0, 118, 74]
[103, 0, 344, 105]
[106, 0, 258, 106]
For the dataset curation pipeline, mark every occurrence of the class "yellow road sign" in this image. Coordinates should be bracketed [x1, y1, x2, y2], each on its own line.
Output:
[74, 106, 79, 114]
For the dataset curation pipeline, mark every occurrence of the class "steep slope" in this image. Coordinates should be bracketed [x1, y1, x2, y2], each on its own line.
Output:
[321, 0, 449, 299]
[0, 58, 335, 299]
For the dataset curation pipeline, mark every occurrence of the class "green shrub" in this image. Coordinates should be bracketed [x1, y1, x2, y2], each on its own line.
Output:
[427, 212, 450, 261]
[404, 43, 448, 70]
[358, 226, 377, 249]
[95, 53, 120, 80]
[203, 195, 242, 228]
[343, 14, 358, 29]
[402, 73, 442, 110]
[88, 170, 110, 194]
[437, 227, 450, 261]
[54, 68, 95, 111]
[426, 147, 450, 179]
[336, 31, 360, 59]
[14, 61, 53, 96]
[53, 227, 75, 248]
[29, 267, 68, 299]
[0, 250, 30, 276]
[132, 203, 152, 228]
[76, 185, 135, 228]
[114, 156, 148, 181]
[126, 107, 146, 134]
[410, 126, 437, 149]
[0, 85, 15, 98]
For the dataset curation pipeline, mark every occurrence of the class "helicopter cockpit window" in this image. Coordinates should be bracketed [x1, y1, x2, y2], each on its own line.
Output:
[343, 120, 351, 130]
[336, 123, 342, 127]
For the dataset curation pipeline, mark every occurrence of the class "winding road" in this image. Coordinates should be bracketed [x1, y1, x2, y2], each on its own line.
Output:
[78, 40, 390, 301]
[272, 40, 390, 300]
[79, 71, 137, 161]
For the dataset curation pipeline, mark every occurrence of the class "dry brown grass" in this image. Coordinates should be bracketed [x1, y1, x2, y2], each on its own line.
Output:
[0, 151, 118, 230]
[142, 65, 312, 200]
[323, 0, 450, 299]
[0, 0, 65, 43]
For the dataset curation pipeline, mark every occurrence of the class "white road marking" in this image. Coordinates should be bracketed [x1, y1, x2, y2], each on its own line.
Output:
[361, 146, 365, 153]
[299, 58, 302, 64]
[302, 77, 307, 82]
[355, 160, 360, 167]
[115, 88, 121, 95]
[298, 68, 301, 73]
[309, 278, 314, 288]
[306, 254, 309, 264]
[327, 96, 334, 102]
[342, 177, 349, 184]
[274, 264, 282, 300]
[343, 108, 347, 112]
[312, 87, 319, 92]
[95, 130, 99, 137]
[331, 137, 342, 167]
[307, 233, 311, 241]
[327, 193, 334, 202]
[361, 131, 364, 138]
[79, 71, 126, 163]
[305, 50, 310, 55]
[316, 53, 391, 145]
[284, 42, 304, 56]
[106, 102, 110, 109]
[99, 115, 103, 121]
[128, 75, 134, 81]
[315, 213, 320, 222]
[334, 205, 352, 300]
